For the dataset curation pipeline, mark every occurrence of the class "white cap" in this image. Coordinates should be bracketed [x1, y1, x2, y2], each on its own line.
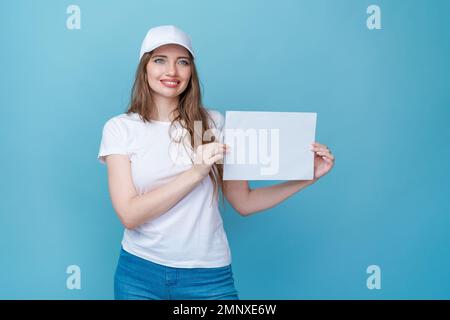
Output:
[139, 25, 195, 61]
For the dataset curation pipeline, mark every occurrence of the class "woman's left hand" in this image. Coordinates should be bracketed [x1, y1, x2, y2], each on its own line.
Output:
[311, 142, 335, 180]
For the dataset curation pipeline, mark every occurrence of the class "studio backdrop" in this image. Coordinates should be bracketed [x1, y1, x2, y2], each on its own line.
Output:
[1, 0, 449, 299]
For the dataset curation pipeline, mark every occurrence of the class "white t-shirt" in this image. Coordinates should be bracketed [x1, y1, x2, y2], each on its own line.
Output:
[97, 109, 232, 268]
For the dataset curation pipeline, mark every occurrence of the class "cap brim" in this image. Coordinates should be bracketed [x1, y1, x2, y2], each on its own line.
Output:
[140, 41, 195, 60]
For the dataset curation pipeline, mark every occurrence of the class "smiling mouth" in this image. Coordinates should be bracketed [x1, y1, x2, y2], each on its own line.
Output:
[160, 80, 180, 88]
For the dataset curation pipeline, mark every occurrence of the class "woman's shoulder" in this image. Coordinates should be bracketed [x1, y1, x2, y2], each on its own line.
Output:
[115, 112, 142, 122]
[104, 112, 142, 126]
[101, 112, 143, 138]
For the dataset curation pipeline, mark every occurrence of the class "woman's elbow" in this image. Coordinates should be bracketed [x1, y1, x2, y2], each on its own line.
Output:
[237, 206, 252, 217]
[123, 219, 138, 229]
[115, 206, 139, 229]
[117, 212, 136, 229]
[113, 198, 142, 229]
[227, 202, 248, 217]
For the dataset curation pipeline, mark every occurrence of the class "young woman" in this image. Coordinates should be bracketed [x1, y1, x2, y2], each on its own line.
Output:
[97, 25, 335, 300]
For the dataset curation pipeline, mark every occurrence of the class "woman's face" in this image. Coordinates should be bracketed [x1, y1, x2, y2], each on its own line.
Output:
[146, 44, 192, 99]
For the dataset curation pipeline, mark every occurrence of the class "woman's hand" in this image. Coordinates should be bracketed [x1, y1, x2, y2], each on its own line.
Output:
[311, 142, 335, 180]
[191, 142, 229, 178]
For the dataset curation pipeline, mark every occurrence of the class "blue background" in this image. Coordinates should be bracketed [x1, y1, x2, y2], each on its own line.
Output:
[1, 0, 449, 299]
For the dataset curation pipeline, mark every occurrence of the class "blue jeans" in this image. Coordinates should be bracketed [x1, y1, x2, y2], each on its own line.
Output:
[114, 247, 239, 300]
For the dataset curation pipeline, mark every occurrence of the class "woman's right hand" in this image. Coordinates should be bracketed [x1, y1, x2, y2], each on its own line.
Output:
[192, 142, 230, 178]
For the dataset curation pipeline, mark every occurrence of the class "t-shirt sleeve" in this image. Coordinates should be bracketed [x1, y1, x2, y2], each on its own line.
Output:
[97, 118, 129, 164]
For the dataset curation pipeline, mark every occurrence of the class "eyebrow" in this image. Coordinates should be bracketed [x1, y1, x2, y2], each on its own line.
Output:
[151, 55, 191, 60]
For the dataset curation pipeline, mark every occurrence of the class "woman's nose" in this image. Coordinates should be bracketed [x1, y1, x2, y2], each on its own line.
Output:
[166, 62, 177, 75]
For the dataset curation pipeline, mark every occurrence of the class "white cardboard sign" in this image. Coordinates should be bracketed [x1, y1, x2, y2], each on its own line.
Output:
[223, 111, 317, 180]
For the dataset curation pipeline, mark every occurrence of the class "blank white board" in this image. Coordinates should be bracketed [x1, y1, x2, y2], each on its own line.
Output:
[223, 111, 317, 180]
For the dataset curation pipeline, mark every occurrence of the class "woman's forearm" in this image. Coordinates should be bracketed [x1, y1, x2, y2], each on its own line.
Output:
[242, 179, 318, 216]
[125, 168, 205, 229]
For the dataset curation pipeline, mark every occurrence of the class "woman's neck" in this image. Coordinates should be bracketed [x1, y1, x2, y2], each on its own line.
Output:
[150, 95, 179, 121]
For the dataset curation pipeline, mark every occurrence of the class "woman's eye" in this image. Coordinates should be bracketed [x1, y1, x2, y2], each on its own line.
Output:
[153, 58, 189, 65]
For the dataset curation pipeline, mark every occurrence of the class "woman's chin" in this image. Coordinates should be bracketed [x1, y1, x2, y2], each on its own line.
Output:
[152, 90, 182, 99]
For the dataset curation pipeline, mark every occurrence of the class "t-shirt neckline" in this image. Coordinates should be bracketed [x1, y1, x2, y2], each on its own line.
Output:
[129, 112, 172, 125]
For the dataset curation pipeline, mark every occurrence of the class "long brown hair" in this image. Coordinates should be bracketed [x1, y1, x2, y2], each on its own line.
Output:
[125, 50, 225, 209]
